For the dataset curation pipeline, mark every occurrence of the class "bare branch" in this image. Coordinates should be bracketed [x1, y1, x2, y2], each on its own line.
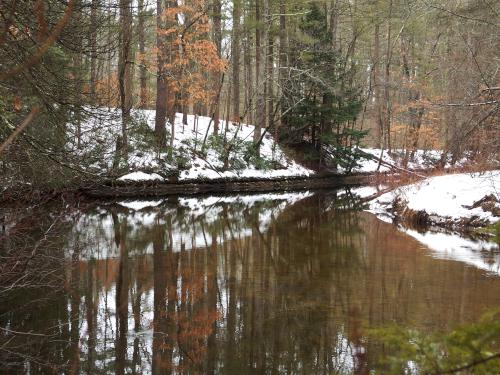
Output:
[0, 107, 40, 155]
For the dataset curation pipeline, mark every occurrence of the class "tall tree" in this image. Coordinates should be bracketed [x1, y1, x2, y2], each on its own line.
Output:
[266, 0, 274, 131]
[277, 0, 286, 138]
[212, 0, 222, 134]
[232, 0, 242, 121]
[254, 0, 263, 142]
[138, 0, 148, 108]
[89, 0, 99, 101]
[155, 0, 168, 147]
[118, 0, 133, 161]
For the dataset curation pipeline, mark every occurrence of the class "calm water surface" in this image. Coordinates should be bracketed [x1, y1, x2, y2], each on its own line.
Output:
[1, 190, 499, 374]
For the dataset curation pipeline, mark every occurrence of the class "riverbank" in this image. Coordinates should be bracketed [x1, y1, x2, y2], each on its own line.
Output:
[3, 108, 493, 204]
[368, 171, 500, 231]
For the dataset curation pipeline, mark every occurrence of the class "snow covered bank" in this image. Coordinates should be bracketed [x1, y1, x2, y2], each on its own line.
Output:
[70, 109, 314, 182]
[338, 148, 470, 174]
[68, 108, 466, 184]
[369, 171, 500, 228]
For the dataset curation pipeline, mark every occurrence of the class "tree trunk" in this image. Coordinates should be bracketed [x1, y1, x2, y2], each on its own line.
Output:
[138, 0, 148, 108]
[384, 0, 393, 152]
[267, 0, 274, 131]
[89, 0, 98, 102]
[373, 22, 383, 148]
[278, 0, 286, 135]
[254, 0, 263, 142]
[118, 0, 133, 162]
[213, 0, 222, 134]
[155, 0, 167, 147]
[73, 0, 83, 149]
[232, 0, 241, 122]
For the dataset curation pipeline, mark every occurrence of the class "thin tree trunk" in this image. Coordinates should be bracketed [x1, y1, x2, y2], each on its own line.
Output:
[373, 22, 383, 148]
[138, 0, 148, 108]
[232, 0, 241, 121]
[267, 0, 274, 131]
[254, 0, 263, 142]
[384, 0, 393, 152]
[277, 0, 286, 135]
[118, 0, 133, 162]
[89, 0, 98, 102]
[213, 0, 222, 134]
[155, 0, 167, 147]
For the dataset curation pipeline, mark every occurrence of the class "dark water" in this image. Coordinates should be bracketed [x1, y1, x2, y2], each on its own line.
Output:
[1, 191, 499, 374]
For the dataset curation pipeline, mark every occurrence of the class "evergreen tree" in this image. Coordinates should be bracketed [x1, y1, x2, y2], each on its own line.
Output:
[281, 3, 364, 170]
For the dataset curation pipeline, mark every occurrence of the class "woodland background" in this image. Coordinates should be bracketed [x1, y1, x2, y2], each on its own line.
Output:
[0, 0, 499, 187]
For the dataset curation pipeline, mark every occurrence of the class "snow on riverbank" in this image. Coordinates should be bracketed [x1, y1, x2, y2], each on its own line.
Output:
[369, 171, 500, 225]
[338, 148, 469, 174]
[71, 108, 314, 182]
[69, 108, 466, 183]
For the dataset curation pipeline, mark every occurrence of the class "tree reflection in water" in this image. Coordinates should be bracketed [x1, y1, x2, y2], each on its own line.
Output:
[1, 190, 499, 374]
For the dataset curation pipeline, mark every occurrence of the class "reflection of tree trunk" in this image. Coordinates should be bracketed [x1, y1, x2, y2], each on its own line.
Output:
[132, 256, 145, 374]
[153, 222, 169, 375]
[206, 232, 218, 375]
[165, 221, 177, 374]
[68, 247, 81, 375]
[225, 223, 237, 370]
[115, 218, 129, 375]
[111, 210, 121, 247]
[86, 260, 97, 374]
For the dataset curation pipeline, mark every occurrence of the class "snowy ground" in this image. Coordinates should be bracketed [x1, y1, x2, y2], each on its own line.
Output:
[70, 108, 313, 182]
[365, 171, 500, 276]
[342, 148, 469, 174]
[369, 171, 500, 225]
[67, 108, 468, 183]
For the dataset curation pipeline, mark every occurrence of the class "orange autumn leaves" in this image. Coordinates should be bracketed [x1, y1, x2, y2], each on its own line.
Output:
[158, 1, 227, 109]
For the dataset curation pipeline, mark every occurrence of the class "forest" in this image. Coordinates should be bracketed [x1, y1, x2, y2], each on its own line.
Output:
[0, 0, 498, 193]
[1, 1, 500, 374]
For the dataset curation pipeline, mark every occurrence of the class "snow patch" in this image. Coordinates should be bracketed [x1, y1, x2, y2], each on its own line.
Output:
[118, 200, 163, 210]
[117, 171, 164, 182]
[369, 171, 500, 224]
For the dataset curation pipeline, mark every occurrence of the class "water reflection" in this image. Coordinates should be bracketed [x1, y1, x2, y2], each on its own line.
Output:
[1, 190, 499, 374]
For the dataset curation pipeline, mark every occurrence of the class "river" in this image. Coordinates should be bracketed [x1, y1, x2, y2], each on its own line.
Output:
[0, 189, 499, 374]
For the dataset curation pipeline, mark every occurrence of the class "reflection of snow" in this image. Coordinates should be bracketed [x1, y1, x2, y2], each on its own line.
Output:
[67, 191, 312, 260]
[118, 200, 163, 210]
[403, 228, 500, 276]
